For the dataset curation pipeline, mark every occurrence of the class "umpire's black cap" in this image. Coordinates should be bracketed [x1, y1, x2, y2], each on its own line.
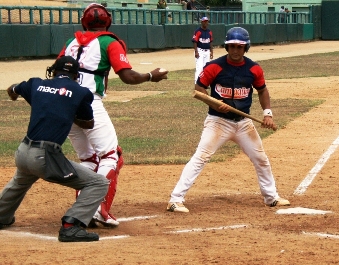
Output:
[53, 56, 79, 75]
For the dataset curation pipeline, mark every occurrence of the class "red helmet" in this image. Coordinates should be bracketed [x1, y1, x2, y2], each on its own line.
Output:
[81, 3, 112, 31]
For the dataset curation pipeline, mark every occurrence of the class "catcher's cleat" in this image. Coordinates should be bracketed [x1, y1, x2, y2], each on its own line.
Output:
[266, 197, 290, 207]
[0, 217, 15, 229]
[87, 218, 99, 228]
[93, 211, 119, 227]
[167, 202, 189, 213]
[58, 225, 99, 242]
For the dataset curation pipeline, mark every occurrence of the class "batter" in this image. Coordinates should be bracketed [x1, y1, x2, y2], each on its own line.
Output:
[167, 27, 290, 213]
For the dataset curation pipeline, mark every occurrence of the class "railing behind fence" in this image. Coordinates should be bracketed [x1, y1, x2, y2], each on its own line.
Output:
[0, 6, 311, 25]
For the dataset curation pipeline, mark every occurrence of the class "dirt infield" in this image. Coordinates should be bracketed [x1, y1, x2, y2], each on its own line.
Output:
[2, 41, 339, 264]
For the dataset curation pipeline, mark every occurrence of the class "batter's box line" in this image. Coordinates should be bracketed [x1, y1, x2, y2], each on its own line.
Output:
[0, 215, 158, 241]
[165, 224, 248, 234]
[117, 215, 157, 222]
[302, 231, 339, 239]
[0, 230, 130, 241]
[294, 135, 339, 195]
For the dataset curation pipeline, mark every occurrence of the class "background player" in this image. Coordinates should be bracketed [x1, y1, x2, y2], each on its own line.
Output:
[58, 3, 168, 227]
[192, 16, 213, 84]
[0, 56, 109, 242]
[167, 27, 290, 213]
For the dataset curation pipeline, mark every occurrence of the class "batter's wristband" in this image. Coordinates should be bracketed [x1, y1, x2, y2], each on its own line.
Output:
[263, 109, 273, 117]
[148, 72, 152, 81]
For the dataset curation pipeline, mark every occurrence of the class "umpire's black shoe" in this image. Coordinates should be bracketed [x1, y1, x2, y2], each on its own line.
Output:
[0, 217, 15, 229]
[58, 225, 99, 242]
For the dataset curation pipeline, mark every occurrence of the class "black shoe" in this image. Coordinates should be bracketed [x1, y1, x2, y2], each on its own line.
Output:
[58, 225, 99, 242]
[87, 218, 99, 228]
[0, 217, 15, 229]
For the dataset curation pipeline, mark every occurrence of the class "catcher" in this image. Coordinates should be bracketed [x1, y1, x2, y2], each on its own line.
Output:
[57, 3, 168, 227]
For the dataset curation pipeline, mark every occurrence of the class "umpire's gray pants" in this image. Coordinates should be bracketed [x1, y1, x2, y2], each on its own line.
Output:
[0, 140, 109, 226]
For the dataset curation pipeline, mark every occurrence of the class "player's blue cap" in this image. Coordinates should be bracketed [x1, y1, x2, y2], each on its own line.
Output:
[200, 16, 209, 21]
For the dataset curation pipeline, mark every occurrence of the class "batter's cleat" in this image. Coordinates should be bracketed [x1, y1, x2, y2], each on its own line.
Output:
[93, 211, 119, 227]
[58, 225, 99, 242]
[167, 202, 189, 213]
[0, 217, 15, 229]
[266, 197, 290, 207]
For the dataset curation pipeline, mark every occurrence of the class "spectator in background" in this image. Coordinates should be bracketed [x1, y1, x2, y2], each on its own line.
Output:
[186, 0, 196, 10]
[157, 0, 167, 24]
[284, 7, 291, 23]
[277, 6, 285, 23]
[187, 0, 198, 22]
[202, 5, 210, 18]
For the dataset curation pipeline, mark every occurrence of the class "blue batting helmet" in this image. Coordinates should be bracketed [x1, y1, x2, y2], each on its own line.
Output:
[224, 27, 251, 52]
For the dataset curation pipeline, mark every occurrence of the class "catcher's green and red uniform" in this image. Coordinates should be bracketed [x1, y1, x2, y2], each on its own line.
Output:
[58, 31, 130, 176]
[58, 31, 131, 225]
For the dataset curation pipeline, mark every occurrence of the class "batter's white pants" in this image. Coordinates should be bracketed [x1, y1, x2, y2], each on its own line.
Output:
[195, 48, 210, 83]
[170, 115, 280, 205]
[68, 97, 119, 177]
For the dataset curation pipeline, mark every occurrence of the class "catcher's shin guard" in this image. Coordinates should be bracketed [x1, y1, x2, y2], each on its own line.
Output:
[98, 146, 124, 222]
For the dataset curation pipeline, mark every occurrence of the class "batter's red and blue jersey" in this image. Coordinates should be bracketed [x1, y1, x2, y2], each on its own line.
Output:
[14, 75, 94, 145]
[197, 55, 266, 120]
[192, 27, 213, 50]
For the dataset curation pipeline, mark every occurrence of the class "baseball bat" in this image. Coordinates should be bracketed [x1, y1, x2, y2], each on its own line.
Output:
[193, 90, 277, 131]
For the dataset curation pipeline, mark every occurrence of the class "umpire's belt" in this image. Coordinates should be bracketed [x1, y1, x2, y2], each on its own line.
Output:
[23, 136, 61, 150]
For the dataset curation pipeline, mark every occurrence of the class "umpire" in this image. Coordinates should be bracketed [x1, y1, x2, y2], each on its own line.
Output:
[0, 56, 109, 242]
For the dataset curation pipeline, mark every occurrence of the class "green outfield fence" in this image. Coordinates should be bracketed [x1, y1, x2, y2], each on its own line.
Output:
[0, 4, 327, 59]
[0, 6, 310, 25]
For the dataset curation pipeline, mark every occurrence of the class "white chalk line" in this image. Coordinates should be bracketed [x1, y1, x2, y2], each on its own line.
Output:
[303, 231, 339, 239]
[117, 215, 157, 222]
[165, 224, 248, 234]
[293, 135, 339, 195]
[0, 215, 157, 241]
[0, 230, 58, 241]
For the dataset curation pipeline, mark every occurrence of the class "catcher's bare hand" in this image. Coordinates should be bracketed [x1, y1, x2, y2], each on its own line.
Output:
[150, 68, 169, 82]
[7, 84, 19, 101]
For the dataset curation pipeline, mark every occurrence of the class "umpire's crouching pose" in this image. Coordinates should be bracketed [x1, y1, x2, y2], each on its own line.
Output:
[0, 56, 109, 242]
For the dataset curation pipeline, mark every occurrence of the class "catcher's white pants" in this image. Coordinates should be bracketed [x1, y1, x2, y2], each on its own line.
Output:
[195, 48, 210, 83]
[68, 97, 119, 177]
[170, 115, 280, 205]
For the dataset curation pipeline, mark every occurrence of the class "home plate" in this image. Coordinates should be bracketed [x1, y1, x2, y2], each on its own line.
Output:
[276, 207, 332, 215]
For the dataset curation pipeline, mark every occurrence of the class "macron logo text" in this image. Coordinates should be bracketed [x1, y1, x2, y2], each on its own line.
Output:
[37, 86, 72, 97]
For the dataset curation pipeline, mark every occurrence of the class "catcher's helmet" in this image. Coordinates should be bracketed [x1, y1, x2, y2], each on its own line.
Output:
[224, 27, 250, 52]
[81, 3, 112, 31]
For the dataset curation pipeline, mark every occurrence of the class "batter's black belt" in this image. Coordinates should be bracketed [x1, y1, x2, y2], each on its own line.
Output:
[198, 48, 209, 52]
[225, 116, 245, 122]
[23, 136, 61, 150]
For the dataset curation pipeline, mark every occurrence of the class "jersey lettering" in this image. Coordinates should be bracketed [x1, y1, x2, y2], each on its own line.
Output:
[215, 84, 250, 99]
[37, 85, 73, 97]
[199, 38, 211, 44]
[120, 54, 129, 63]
